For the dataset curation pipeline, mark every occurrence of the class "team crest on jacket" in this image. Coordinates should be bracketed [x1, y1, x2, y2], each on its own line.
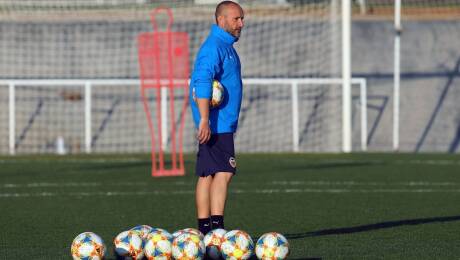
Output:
[229, 157, 236, 168]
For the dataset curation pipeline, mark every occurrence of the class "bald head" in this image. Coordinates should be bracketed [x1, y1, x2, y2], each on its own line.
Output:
[215, 1, 241, 22]
[214, 1, 244, 39]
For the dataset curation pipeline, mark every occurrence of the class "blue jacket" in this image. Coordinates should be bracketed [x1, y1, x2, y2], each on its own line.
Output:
[189, 24, 243, 133]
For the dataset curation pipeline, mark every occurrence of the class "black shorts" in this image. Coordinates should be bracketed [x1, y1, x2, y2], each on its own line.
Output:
[196, 133, 236, 177]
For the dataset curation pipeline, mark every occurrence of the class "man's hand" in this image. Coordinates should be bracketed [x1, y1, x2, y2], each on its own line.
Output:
[196, 97, 211, 144]
[197, 118, 211, 144]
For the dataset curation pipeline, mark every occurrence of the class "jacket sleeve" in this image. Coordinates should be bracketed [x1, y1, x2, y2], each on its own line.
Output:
[192, 44, 221, 99]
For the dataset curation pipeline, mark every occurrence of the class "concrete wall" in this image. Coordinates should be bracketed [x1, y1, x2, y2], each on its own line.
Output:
[353, 20, 460, 152]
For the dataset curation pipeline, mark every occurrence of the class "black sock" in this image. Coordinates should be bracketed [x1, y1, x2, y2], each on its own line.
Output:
[198, 218, 211, 235]
[211, 215, 224, 230]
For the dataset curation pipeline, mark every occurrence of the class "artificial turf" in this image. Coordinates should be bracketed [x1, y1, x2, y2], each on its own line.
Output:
[0, 153, 459, 259]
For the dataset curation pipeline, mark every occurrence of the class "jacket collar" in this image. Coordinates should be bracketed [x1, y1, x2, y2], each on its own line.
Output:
[211, 24, 237, 45]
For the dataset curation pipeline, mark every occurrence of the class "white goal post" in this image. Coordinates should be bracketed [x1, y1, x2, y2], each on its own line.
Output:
[2, 77, 367, 155]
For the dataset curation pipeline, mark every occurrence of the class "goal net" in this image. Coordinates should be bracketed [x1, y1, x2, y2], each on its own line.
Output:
[0, 0, 347, 154]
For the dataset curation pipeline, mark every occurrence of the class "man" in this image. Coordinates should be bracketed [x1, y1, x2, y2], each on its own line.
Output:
[189, 1, 244, 235]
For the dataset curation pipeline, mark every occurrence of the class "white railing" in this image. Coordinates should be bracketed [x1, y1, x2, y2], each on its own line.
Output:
[1, 78, 367, 155]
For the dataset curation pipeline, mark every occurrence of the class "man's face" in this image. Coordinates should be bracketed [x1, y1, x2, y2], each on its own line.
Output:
[218, 5, 244, 39]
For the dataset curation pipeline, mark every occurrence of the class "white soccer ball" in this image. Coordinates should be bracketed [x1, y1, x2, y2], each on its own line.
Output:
[144, 229, 172, 260]
[71, 232, 106, 260]
[114, 230, 144, 259]
[172, 228, 204, 241]
[203, 228, 227, 260]
[255, 232, 290, 260]
[172, 233, 205, 260]
[221, 230, 254, 260]
[130, 225, 153, 242]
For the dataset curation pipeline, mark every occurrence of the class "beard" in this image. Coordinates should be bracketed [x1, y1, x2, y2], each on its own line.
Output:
[223, 22, 241, 39]
[232, 29, 241, 38]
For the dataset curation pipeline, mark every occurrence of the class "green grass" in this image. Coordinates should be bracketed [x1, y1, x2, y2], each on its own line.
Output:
[1, 153, 460, 259]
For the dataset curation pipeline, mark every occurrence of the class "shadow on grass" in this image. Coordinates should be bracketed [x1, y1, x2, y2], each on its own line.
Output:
[285, 215, 460, 240]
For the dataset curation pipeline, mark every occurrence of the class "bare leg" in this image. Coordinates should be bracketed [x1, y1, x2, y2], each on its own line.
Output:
[196, 176, 213, 218]
[210, 172, 233, 215]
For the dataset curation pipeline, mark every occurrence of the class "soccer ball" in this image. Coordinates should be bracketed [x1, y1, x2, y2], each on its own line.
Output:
[147, 228, 174, 242]
[144, 229, 172, 260]
[172, 233, 205, 260]
[192, 80, 225, 109]
[71, 232, 106, 260]
[221, 230, 254, 260]
[172, 228, 204, 240]
[203, 228, 227, 260]
[255, 232, 290, 260]
[130, 225, 153, 242]
[210, 80, 224, 108]
[114, 230, 144, 260]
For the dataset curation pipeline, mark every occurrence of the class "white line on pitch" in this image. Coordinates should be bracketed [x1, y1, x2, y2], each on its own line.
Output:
[2, 180, 460, 189]
[2, 188, 460, 198]
[1, 158, 460, 165]
[0, 158, 148, 164]
[0, 181, 460, 189]
[270, 181, 460, 186]
[1, 181, 190, 188]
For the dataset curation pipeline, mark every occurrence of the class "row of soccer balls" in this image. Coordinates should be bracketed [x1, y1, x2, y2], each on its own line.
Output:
[71, 225, 290, 260]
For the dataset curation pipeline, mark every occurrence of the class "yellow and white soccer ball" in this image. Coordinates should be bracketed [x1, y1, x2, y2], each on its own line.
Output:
[147, 228, 173, 242]
[172, 233, 205, 260]
[144, 229, 172, 260]
[71, 232, 106, 260]
[114, 230, 144, 260]
[210, 80, 224, 108]
[172, 228, 204, 241]
[203, 228, 227, 260]
[221, 230, 254, 260]
[255, 232, 290, 260]
[192, 80, 225, 109]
